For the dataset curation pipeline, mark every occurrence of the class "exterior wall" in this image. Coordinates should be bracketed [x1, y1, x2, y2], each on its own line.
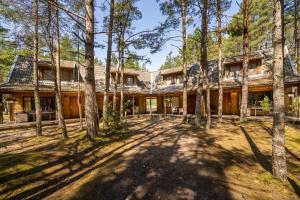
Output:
[138, 96, 146, 114]
[4, 82, 300, 121]
[157, 96, 164, 114]
[187, 95, 196, 114]
[210, 91, 218, 114]
[8, 92, 82, 121]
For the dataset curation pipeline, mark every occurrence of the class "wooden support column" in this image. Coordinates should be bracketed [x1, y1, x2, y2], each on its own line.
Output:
[132, 96, 135, 115]
[150, 98, 152, 115]
[0, 94, 3, 124]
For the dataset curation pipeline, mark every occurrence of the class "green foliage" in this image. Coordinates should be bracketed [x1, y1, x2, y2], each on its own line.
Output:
[60, 34, 76, 61]
[94, 57, 103, 65]
[259, 96, 272, 115]
[0, 26, 31, 83]
[289, 98, 299, 115]
[160, 51, 181, 69]
[106, 103, 120, 132]
[125, 54, 145, 71]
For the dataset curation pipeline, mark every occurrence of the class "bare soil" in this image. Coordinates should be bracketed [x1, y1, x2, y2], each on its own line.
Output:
[0, 117, 299, 200]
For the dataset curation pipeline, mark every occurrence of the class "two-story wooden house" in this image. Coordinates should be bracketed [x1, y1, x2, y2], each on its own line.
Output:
[1, 48, 300, 122]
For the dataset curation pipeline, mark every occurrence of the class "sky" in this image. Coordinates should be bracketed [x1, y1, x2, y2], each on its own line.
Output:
[94, 0, 241, 72]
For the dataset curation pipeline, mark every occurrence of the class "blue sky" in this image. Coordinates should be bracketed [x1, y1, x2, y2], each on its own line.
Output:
[95, 0, 241, 71]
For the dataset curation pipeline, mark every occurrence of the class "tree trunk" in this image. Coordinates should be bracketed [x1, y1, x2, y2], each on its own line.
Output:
[294, 0, 299, 73]
[0, 95, 3, 124]
[54, 0, 68, 139]
[84, 0, 99, 139]
[120, 33, 125, 120]
[195, 69, 203, 126]
[77, 64, 83, 130]
[77, 28, 83, 130]
[272, 0, 287, 181]
[217, 0, 223, 122]
[103, 0, 115, 130]
[181, 0, 188, 122]
[113, 49, 121, 111]
[240, 0, 250, 122]
[33, 0, 42, 136]
[201, 0, 210, 130]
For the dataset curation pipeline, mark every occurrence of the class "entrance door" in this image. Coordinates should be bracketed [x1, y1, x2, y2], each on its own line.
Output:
[70, 96, 79, 118]
[230, 92, 239, 115]
[223, 93, 231, 115]
[63, 96, 70, 119]
[223, 92, 239, 115]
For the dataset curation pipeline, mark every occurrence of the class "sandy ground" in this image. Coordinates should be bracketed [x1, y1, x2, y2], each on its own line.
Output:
[0, 117, 299, 200]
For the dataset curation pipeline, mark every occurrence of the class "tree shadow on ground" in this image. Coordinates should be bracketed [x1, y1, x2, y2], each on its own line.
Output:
[0, 119, 168, 199]
[240, 126, 300, 198]
[69, 121, 255, 200]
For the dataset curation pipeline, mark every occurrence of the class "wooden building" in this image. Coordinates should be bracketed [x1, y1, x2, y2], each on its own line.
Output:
[1, 49, 300, 122]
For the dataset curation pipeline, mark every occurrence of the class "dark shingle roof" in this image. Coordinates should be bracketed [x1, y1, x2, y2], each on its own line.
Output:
[1, 50, 299, 95]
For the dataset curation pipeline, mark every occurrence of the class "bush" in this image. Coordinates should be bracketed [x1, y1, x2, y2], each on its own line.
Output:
[289, 98, 299, 116]
[107, 103, 120, 132]
[259, 96, 272, 115]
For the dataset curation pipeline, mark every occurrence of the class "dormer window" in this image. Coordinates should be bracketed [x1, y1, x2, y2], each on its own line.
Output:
[177, 75, 183, 84]
[126, 76, 134, 86]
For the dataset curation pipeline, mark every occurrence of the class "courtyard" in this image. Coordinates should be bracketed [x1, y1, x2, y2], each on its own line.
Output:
[0, 117, 299, 200]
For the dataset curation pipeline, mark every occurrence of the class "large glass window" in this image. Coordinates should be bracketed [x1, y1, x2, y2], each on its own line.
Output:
[23, 97, 34, 112]
[146, 97, 157, 113]
[163, 97, 180, 108]
[22, 97, 55, 112]
[40, 97, 56, 111]
[248, 91, 273, 106]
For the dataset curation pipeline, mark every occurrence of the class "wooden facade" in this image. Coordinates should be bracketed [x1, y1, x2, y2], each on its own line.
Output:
[2, 53, 300, 122]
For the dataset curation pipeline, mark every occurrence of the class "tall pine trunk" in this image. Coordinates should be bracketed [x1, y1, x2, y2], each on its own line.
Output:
[33, 0, 42, 136]
[272, 0, 287, 181]
[201, 0, 210, 130]
[103, 0, 115, 129]
[77, 64, 83, 130]
[54, 0, 68, 139]
[195, 70, 203, 126]
[84, 0, 99, 139]
[217, 0, 223, 122]
[240, 0, 250, 122]
[294, 0, 299, 72]
[113, 48, 121, 111]
[181, 0, 188, 122]
[77, 28, 83, 130]
[120, 40, 125, 120]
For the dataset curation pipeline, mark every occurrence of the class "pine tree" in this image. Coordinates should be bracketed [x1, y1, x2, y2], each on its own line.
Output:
[272, 0, 287, 181]
[33, 0, 42, 136]
[103, 0, 115, 130]
[240, 0, 251, 122]
[84, 0, 99, 139]
[54, 0, 68, 139]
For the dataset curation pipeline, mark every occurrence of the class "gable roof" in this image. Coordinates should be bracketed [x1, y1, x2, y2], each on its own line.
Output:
[1, 49, 299, 95]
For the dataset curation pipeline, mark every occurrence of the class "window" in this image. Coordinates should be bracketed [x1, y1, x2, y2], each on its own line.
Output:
[43, 70, 54, 80]
[249, 62, 262, 76]
[146, 97, 157, 113]
[230, 66, 240, 78]
[40, 97, 56, 111]
[163, 97, 180, 108]
[126, 77, 134, 85]
[23, 97, 34, 112]
[61, 70, 71, 81]
[248, 91, 273, 106]
[22, 97, 55, 112]
[177, 75, 183, 83]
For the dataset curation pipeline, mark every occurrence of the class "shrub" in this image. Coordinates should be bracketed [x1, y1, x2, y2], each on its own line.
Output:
[259, 96, 272, 115]
[289, 98, 299, 116]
